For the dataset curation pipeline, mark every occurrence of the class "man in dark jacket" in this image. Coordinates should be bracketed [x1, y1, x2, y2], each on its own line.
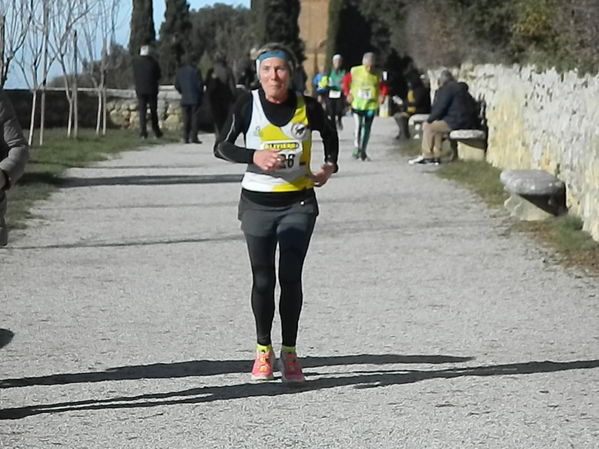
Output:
[409, 70, 477, 165]
[1, 87, 29, 246]
[175, 55, 204, 143]
[205, 54, 236, 135]
[132, 45, 163, 139]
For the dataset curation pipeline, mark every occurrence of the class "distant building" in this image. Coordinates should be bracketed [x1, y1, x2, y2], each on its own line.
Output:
[298, 0, 330, 88]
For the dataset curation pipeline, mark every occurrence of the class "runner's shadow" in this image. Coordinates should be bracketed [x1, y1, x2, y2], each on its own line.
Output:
[0, 329, 14, 350]
[1, 358, 598, 420]
[0, 354, 472, 388]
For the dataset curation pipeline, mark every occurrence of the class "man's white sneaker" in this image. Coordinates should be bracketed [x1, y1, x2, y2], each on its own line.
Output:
[408, 155, 425, 165]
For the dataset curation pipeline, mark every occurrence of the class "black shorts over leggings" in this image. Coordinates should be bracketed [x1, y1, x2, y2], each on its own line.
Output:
[239, 191, 318, 347]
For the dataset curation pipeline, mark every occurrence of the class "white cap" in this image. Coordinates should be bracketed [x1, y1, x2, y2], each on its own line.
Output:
[332, 54, 342, 61]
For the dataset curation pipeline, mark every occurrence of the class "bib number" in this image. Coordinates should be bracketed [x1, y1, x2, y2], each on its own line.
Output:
[261, 141, 302, 171]
[329, 90, 341, 99]
[357, 88, 373, 100]
[279, 151, 298, 169]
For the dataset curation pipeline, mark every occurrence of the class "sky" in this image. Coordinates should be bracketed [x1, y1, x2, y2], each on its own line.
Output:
[4, 0, 250, 88]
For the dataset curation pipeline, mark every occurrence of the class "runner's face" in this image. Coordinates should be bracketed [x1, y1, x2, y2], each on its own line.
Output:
[259, 57, 290, 101]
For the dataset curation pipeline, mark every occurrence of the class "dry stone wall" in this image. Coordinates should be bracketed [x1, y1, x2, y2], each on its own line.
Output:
[5, 86, 186, 131]
[429, 64, 599, 241]
[105, 86, 183, 131]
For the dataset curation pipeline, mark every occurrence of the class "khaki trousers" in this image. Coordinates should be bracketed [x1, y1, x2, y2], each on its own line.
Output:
[421, 120, 451, 158]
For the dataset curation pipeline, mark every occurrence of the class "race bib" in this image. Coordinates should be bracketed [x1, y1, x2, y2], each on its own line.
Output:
[261, 141, 303, 170]
[357, 88, 373, 100]
[328, 90, 341, 99]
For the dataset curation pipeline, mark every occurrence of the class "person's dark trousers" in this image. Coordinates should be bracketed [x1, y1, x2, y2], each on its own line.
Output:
[137, 94, 162, 138]
[181, 104, 200, 142]
[211, 103, 230, 135]
[393, 112, 410, 139]
[326, 96, 345, 128]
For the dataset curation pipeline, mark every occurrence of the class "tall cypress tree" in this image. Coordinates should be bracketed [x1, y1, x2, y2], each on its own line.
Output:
[129, 0, 155, 56]
[251, 0, 305, 62]
[158, 0, 192, 80]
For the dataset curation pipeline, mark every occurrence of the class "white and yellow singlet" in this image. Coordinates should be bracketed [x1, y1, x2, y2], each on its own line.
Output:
[242, 90, 313, 193]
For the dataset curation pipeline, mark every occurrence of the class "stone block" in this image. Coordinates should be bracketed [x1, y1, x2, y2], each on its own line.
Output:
[504, 194, 555, 221]
[449, 129, 487, 140]
[500, 169, 567, 220]
[500, 169, 564, 196]
[457, 141, 486, 161]
[408, 114, 429, 126]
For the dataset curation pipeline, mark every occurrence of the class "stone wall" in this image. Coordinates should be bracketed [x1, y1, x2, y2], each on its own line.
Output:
[5, 86, 211, 132]
[428, 64, 599, 241]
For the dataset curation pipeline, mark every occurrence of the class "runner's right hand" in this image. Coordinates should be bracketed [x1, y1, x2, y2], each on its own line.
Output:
[253, 149, 285, 172]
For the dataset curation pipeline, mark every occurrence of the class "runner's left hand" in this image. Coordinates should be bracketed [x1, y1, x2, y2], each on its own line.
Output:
[308, 163, 335, 187]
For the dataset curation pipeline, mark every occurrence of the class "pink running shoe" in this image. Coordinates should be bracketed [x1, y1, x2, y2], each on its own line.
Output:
[251, 348, 275, 381]
[278, 351, 305, 383]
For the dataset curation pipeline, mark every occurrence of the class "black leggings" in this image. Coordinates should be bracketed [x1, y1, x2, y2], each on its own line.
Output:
[243, 211, 316, 347]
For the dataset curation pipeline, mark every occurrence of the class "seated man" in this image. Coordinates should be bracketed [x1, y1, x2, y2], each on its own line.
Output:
[409, 70, 477, 165]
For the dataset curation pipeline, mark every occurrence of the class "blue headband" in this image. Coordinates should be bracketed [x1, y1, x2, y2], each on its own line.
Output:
[257, 50, 290, 63]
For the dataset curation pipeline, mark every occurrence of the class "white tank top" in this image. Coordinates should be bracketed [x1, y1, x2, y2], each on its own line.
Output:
[242, 90, 313, 192]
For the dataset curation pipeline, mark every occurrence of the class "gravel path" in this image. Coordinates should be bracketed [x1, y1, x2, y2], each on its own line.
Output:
[1, 117, 598, 448]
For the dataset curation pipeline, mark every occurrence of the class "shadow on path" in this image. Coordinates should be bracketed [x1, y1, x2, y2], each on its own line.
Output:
[0, 354, 472, 389]
[0, 354, 472, 388]
[0, 329, 14, 350]
[2, 356, 598, 420]
[59, 173, 243, 188]
[10, 233, 243, 250]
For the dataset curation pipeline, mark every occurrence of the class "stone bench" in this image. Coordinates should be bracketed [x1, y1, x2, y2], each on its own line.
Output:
[408, 114, 429, 139]
[448, 129, 487, 161]
[499, 169, 567, 221]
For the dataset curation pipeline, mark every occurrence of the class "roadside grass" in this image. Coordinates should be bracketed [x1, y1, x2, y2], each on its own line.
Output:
[6, 128, 177, 229]
[436, 159, 506, 208]
[396, 138, 599, 274]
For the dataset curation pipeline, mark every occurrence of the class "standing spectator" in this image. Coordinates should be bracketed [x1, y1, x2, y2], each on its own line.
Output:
[342, 52, 387, 161]
[393, 72, 431, 140]
[206, 54, 236, 135]
[132, 45, 163, 139]
[324, 54, 347, 130]
[175, 55, 204, 144]
[409, 70, 478, 165]
[0, 87, 29, 246]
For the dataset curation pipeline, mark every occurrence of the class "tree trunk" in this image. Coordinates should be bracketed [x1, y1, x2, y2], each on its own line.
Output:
[28, 90, 38, 146]
[39, 4, 50, 146]
[39, 88, 46, 145]
[0, 15, 5, 88]
[73, 30, 78, 138]
[102, 86, 107, 135]
[95, 90, 102, 134]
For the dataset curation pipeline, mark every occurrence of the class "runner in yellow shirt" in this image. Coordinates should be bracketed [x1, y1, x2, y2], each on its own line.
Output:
[342, 52, 387, 160]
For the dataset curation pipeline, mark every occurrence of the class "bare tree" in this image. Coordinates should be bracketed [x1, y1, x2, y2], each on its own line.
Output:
[0, 0, 35, 87]
[48, 0, 93, 138]
[80, 0, 121, 135]
[14, 0, 48, 145]
[38, 1, 51, 145]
